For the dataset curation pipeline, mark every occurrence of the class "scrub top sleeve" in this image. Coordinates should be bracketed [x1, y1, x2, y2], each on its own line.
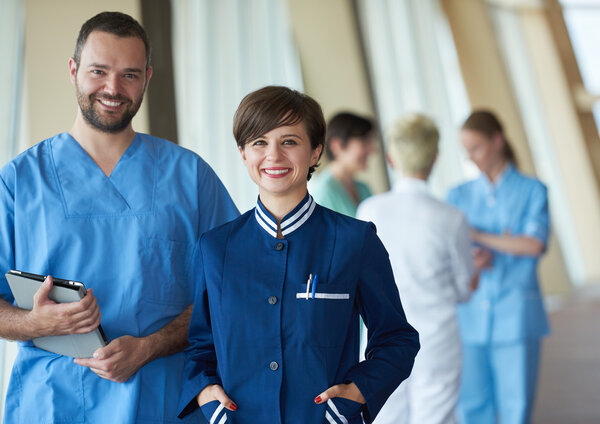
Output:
[178, 239, 221, 419]
[522, 182, 550, 249]
[0, 173, 15, 303]
[449, 213, 475, 303]
[446, 186, 460, 208]
[344, 224, 420, 422]
[196, 161, 239, 233]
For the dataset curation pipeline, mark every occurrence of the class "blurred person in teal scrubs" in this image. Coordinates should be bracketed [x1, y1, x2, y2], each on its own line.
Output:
[447, 110, 550, 424]
[0, 11, 238, 423]
[310, 112, 376, 217]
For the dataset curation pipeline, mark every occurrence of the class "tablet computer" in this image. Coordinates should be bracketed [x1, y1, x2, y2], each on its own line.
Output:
[5, 270, 108, 358]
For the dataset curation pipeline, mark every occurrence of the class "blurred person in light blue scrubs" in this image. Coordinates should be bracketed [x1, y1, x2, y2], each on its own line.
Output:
[310, 112, 376, 217]
[447, 110, 550, 424]
[0, 12, 238, 423]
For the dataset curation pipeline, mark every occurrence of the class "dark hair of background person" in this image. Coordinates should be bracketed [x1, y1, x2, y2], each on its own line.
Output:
[462, 110, 518, 167]
[73, 11, 152, 71]
[233, 86, 326, 181]
[325, 112, 374, 161]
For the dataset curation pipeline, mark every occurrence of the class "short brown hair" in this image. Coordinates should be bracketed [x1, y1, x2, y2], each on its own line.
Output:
[74, 11, 151, 70]
[325, 112, 374, 161]
[233, 86, 326, 180]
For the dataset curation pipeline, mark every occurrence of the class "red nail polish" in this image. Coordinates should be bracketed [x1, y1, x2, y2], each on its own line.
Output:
[315, 396, 322, 403]
[230, 402, 237, 411]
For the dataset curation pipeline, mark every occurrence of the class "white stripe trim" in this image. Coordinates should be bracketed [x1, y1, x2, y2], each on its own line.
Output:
[210, 404, 225, 424]
[217, 415, 227, 424]
[325, 410, 337, 424]
[255, 205, 277, 231]
[282, 199, 316, 236]
[281, 196, 313, 229]
[328, 399, 349, 424]
[254, 210, 278, 238]
[296, 292, 350, 300]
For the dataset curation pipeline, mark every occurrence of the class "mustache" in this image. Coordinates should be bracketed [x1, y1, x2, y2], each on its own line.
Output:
[92, 93, 130, 103]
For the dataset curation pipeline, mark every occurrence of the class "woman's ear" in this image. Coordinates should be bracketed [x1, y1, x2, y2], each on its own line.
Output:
[310, 145, 323, 166]
[238, 145, 246, 162]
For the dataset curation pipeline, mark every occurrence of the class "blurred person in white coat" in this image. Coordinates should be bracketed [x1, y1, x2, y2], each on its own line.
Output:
[357, 114, 487, 424]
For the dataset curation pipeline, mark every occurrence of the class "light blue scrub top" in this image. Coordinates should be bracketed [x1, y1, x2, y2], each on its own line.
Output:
[0, 132, 239, 423]
[310, 168, 372, 218]
[178, 194, 419, 423]
[446, 165, 550, 345]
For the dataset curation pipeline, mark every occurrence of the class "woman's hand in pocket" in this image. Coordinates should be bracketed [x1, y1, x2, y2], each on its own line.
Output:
[314, 382, 365, 405]
[197, 384, 237, 411]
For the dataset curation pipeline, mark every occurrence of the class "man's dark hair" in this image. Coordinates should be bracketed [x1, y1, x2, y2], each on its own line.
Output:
[73, 11, 151, 70]
[325, 112, 374, 161]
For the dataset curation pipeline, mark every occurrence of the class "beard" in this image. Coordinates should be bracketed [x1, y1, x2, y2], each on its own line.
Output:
[76, 85, 144, 134]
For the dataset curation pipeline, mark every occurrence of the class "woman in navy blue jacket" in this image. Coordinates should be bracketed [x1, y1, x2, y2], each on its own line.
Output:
[178, 86, 419, 423]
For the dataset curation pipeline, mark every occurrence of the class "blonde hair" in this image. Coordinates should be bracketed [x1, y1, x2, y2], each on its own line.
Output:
[386, 113, 439, 175]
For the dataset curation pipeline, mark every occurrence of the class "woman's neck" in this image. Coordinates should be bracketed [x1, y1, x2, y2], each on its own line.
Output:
[259, 189, 307, 223]
[485, 160, 508, 183]
[329, 161, 354, 184]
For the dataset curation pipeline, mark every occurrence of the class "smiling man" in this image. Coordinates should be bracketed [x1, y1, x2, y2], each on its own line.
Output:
[0, 12, 238, 423]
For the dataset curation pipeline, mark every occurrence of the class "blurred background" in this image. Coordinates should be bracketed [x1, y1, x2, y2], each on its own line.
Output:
[0, 0, 598, 422]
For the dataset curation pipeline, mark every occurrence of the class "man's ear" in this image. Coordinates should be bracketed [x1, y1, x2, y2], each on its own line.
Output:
[68, 58, 78, 85]
[144, 66, 153, 90]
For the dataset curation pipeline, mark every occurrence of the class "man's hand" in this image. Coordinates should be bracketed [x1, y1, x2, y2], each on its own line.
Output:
[26, 276, 101, 338]
[74, 335, 152, 383]
[314, 382, 366, 405]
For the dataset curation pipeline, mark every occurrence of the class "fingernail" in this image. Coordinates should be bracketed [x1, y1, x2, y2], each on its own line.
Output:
[314, 396, 322, 403]
[230, 402, 237, 411]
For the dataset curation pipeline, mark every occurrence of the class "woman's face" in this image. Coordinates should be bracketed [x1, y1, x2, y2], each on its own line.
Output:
[460, 128, 504, 175]
[240, 122, 322, 203]
[333, 135, 376, 174]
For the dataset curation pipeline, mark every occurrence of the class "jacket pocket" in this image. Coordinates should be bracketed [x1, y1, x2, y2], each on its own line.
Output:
[296, 283, 354, 348]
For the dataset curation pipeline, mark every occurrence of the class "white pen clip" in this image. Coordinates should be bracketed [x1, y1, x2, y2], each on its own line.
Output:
[305, 273, 313, 300]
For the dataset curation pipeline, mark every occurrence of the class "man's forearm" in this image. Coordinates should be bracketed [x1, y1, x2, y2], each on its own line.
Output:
[141, 305, 192, 363]
[0, 298, 36, 341]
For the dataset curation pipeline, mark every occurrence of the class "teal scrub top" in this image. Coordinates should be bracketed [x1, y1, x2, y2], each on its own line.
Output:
[0, 132, 239, 423]
[310, 168, 372, 217]
[447, 164, 550, 344]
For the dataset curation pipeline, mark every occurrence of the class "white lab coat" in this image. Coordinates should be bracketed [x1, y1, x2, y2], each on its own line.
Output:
[357, 178, 474, 424]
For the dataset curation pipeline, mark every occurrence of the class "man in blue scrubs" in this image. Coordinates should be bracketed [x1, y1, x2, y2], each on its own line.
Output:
[0, 12, 238, 423]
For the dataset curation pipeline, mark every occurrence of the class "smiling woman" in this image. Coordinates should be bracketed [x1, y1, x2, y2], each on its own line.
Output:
[177, 86, 420, 423]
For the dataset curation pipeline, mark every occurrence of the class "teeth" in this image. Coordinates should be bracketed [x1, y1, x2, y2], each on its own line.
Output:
[264, 169, 289, 175]
[99, 99, 121, 107]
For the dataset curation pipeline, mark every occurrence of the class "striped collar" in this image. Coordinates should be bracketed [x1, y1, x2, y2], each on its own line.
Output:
[254, 193, 316, 238]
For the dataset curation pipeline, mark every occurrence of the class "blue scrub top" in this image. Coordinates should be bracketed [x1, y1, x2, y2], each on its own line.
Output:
[0, 132, 239, 423]
[178, 194, 419, 423]
[447, 165, 550, 344]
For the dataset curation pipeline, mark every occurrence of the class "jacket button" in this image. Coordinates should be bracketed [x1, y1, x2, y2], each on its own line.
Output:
[269, 361, 279, 371]
[268, 296, 278, 305]
[275, 242, 284, 251]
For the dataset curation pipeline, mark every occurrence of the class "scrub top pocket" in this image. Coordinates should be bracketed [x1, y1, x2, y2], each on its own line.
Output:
[325, 398, 364, 424]
[200, 400, 229, 423]
[296, 283, 353, 348]
[140, 237, 193, 306]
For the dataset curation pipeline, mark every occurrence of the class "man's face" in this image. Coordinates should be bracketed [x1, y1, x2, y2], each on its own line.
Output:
[69, 31, 152, 134]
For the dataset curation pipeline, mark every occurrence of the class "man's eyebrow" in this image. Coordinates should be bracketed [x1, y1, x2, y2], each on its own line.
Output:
[87, 63, 143, 74]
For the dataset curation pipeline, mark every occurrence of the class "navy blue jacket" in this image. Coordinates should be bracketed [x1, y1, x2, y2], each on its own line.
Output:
[178, 194, 419, 423]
